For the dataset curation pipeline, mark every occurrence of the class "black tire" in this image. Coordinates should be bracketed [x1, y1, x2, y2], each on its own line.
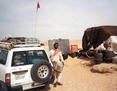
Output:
[39, 74, 55, 89]
[70, 53, 76, 58]
[31, 60, 52, 83]
[103, 50, 115, 63]
[77, 52, 82, 57]
[62, 53, 68, 60]
[94, 53, 103, 64]
[0, 80, 8, 91]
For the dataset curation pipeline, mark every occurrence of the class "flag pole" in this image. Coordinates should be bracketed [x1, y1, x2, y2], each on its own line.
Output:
[34, 11, 38, 38]
[34, 1, 40, 39]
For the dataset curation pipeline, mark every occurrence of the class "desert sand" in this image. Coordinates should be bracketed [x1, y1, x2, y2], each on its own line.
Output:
[28, 40, 117, 91]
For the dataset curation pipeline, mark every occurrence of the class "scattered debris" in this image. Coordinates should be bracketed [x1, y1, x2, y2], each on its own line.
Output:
[91, 63, 117, 73]
[80, 60, 95, 66]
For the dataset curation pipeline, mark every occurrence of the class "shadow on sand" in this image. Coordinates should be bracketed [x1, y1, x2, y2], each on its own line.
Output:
[27, 85, 51, 91]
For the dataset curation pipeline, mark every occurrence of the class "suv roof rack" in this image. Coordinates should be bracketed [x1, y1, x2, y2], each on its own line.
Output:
[14, 44, 41, 48]
[2, 37, 40, 44]
[0, 37, 44, 49]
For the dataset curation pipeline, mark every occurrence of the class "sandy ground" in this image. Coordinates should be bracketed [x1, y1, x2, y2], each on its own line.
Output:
[29, 40, 117, 91]
[33, 57, 117, 91]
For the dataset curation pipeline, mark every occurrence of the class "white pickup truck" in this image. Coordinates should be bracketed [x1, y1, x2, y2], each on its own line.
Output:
[0, 39, 54, 91]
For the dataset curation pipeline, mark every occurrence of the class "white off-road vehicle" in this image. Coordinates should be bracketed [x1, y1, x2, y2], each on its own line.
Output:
[0, 37, 54, 91]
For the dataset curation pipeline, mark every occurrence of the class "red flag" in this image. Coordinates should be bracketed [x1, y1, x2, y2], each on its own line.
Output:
[37, 1, 40, 11]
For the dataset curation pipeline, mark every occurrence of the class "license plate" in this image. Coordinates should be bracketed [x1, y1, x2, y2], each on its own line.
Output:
[15, 74, 25, 80]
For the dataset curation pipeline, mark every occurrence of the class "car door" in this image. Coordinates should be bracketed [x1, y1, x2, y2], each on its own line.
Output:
[11, 51, 33, 86]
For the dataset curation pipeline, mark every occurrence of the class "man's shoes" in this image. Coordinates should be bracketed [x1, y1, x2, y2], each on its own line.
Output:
[53, 83, 57, 87]
[56, 82, 63, 85]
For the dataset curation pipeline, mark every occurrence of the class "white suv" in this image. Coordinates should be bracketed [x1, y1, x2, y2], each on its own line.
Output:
[0, 38, 54, 91]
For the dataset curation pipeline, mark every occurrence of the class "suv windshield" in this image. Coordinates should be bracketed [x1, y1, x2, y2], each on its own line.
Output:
[12, 50, 49, 66]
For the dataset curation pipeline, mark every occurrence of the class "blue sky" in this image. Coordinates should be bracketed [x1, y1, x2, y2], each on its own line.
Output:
[0, 0, 117, 40]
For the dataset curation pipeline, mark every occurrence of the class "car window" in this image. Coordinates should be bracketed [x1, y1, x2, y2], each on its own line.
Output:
[27, 50, 49, 64]
[0, 50, 8, 65]
[12, 51, 27, 66]
[12, 50, 49, 66]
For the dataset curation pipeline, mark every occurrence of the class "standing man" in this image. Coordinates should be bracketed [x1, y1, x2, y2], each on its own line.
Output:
[49, 42, 64, 87]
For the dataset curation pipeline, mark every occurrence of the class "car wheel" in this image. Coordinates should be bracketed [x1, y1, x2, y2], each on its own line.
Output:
[0, 80, 8, 91]
[31, 60, 52, 83]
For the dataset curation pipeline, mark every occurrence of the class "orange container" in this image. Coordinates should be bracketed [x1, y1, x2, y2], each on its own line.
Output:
[71, 45, 78, 53]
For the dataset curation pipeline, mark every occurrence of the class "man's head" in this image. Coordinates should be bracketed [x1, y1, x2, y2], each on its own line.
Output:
[53, 42, 59, 49]
[104, 41, 111, 49]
